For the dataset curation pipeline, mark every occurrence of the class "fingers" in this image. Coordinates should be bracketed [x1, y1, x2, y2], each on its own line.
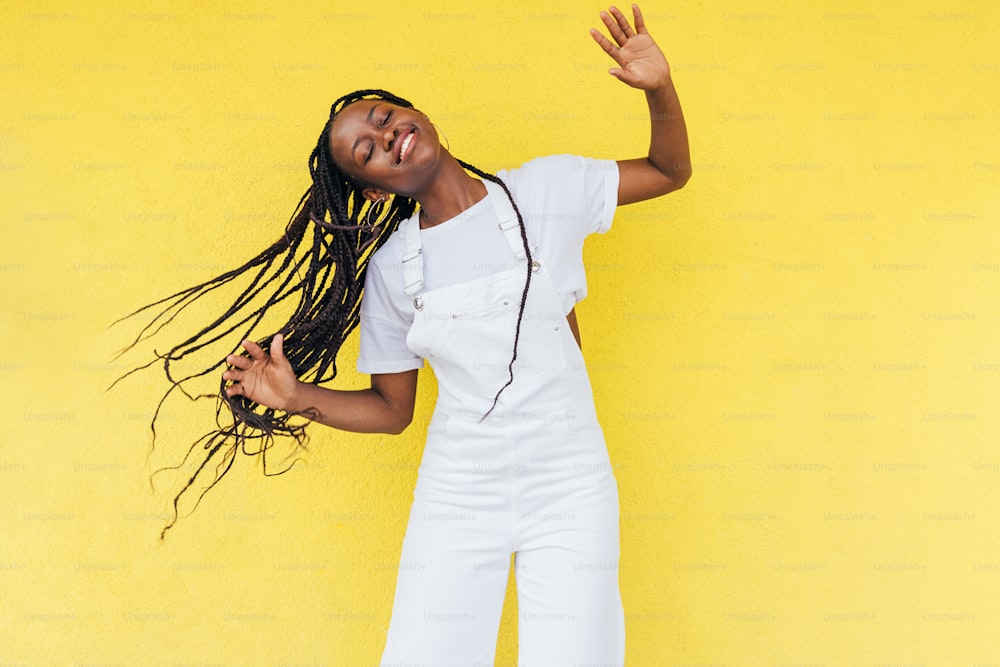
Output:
[591, 4, 642, 63]
[598, 10, 627, 47]
[223, 361, 246, 396]
[270, 333, 285, 361]
[607, 6, 636, 41]
[225, 352, 251, 370]
[241, 338, 266, 360]
[223, 338, 267, 394]
[607, 68, 630, 85]
[589, 27, 622, 65]
[221, 333, 290, 399]
[598, 6, 635, 47]
[223, 339, 264, 386]
[222, 366, 243, 385]
[269, 333, 295, 375]
[610, 67, 645, 89]
[631, 3, 647, 35]
[224, 334, 286, 370]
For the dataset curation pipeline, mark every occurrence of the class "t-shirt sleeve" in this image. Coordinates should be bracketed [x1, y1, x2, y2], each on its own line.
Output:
[356, 260, 424, 375]
[496, 154, 619, 309]
[574, 154, 619, 235]
[498, 153, 619, 237]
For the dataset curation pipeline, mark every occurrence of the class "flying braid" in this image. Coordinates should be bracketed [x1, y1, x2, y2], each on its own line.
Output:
[109, 90, 534, 539]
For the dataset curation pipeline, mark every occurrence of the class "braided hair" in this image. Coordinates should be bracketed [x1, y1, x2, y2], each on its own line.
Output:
[110, 89, 533, 539]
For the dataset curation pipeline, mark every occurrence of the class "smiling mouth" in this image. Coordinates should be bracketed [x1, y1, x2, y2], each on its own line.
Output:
[395, 127, 416, 165]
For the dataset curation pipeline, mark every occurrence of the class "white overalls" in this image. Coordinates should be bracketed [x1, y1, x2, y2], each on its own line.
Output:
[378, 179, 626, 667]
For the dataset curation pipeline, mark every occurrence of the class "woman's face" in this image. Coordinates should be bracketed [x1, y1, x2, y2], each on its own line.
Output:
[327, 99, 440, 199]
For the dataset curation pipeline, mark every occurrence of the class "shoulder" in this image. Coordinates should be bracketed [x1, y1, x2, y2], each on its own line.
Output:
[368, 214, 413, 270]
[497, 154, 585, 184]
[497, 154, 618, 199]
[496, 154, 619, 239]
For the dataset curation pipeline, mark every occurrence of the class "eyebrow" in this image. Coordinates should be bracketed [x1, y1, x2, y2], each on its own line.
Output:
[350, 103, 381, 164]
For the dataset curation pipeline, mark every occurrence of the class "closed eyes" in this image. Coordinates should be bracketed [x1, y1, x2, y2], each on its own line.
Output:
[365, 110, 393, 163]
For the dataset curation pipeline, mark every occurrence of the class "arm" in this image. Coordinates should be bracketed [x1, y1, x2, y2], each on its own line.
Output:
[566, 307, 582, 349]
[223, 335, 417, 435]
[590, 4, 692, 206]
[287, 369, 417, 435]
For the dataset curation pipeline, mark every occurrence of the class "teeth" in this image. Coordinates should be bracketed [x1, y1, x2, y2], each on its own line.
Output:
[399, 130, 414, 162]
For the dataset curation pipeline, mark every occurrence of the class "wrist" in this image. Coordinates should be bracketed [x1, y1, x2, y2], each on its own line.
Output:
[282, 379, 306, 414]
[644, 76, 675, 97]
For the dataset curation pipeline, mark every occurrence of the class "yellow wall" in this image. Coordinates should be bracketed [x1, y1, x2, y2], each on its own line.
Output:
[2, 0, 998, 664]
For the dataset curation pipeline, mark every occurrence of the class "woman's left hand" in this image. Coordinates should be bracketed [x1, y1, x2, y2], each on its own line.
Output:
[590, 4, 671, 92]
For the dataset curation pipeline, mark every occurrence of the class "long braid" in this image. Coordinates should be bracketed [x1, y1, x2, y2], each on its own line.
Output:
[455, 160, 535, 421]
[111, 90, 417, 539]
[111, 90, 536, 538]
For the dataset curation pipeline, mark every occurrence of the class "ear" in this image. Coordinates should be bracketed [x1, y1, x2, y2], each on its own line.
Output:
[361, 188, 390, 202]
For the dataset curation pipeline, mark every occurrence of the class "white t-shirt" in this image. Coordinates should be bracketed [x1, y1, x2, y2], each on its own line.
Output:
[356, 153, 620, 375]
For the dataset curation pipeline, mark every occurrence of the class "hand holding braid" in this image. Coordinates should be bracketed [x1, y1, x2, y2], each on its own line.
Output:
[223, 335, 299, 411]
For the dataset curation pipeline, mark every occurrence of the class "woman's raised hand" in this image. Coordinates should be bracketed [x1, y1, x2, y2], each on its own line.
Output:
[222, 334, 300, 411]
[589, 4, 671, 92]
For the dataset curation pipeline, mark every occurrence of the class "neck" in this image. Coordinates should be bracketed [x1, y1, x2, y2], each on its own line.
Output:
[415, 153, 488, 229]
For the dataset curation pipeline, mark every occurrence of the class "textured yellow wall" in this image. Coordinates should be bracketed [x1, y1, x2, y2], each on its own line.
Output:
[2, 0, 998, 665]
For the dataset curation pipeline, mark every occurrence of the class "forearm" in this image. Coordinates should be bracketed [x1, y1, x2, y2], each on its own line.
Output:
[645, 77, 691, 185]
[285, 382, 410, 434]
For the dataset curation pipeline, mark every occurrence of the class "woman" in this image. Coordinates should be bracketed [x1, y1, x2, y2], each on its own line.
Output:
[120, 4, 689, 665]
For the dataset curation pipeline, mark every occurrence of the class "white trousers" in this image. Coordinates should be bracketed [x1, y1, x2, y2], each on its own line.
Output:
[378, 401, 625, 667]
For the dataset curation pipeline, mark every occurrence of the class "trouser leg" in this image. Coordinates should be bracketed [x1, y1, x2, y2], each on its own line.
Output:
[514, 476, 626, 667]
[378, 487, 511, 667]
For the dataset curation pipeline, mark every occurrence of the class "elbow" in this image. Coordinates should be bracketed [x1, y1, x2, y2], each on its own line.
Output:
[675, 166, 693, 189]
[383, 409, 414, 435]
[664, 164, 692, 193]
[369, 371, 418, 435]
[647, 156, 692, 196]
[384, 419, 410, 435]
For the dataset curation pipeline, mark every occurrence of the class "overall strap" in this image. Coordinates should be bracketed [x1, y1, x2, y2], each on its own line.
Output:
[400, 179, 540, 305]
[400, 215, 424, 297]
[483, 179, 537, 263]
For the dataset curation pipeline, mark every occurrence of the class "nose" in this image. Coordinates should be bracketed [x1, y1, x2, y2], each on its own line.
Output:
[380, 125, 398, 155]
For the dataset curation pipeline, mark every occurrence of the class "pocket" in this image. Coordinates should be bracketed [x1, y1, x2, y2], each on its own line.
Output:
[404, 268, 571, 400]
[425, 303, 498, 360]
[410, 300, 517, 400]
[404, 307, 461, 361]
[510, 309, 568, 383]
[506, 268, 569, 384]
